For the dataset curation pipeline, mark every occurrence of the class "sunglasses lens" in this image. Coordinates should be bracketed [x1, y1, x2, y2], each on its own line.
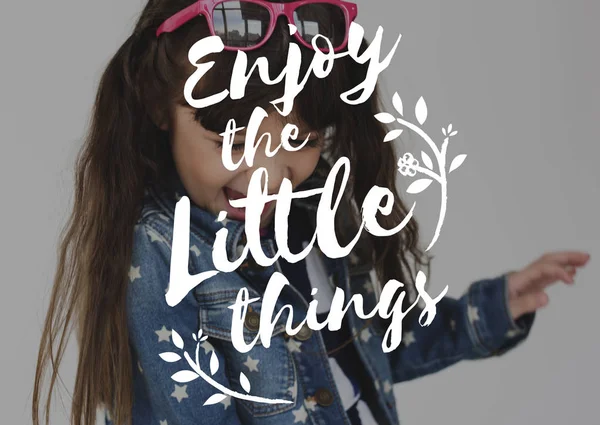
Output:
[213, 1, 271, 48]
[293, 4, 347, 50]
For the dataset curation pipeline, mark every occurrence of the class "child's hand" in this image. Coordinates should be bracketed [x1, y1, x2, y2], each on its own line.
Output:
[506, 251, 590, 320]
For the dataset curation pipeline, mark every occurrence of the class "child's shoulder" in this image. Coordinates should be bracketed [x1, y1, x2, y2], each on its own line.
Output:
[127, 189, 190, 308]
[127, 215, 207, 333]
[127, 221, 173, 309]
[128, 187, 218, 305]
[136, 187, 178, 244]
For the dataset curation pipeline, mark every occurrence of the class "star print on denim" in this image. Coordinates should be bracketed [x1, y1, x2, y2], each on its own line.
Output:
[171, 384, 188, 403]
[116, 176, 537, 425]
[243, 356, 259, 372]
[129, 266, 141, 282]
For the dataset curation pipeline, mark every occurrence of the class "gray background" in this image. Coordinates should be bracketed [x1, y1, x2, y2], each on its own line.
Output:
[2, 0, 598, 423]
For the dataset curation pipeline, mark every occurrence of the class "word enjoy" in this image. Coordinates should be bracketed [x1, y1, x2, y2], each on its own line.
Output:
[183, 22, 402, 116]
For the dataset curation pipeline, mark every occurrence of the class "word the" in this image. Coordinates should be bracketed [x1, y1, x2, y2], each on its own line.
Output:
[218, 106, 316, 171]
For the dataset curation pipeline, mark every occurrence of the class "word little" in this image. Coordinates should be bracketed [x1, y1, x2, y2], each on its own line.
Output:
[166, 156, 415, 307]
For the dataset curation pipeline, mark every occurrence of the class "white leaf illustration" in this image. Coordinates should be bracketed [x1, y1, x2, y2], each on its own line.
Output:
[392, 92, 404, 116]
[448, 123, 453, 133]
[239, 372, 251, 393]
[192, 333, 197, 341]
[449, 154, 467, 173]
[420, 151, 433, 170]
[406, 179, 433, 194]
[200, 335, 208, 341]
[374, 112, 395, 124]
[171, 370, 199, 383]
[415, 96, 428, 125]
[450, 130, 458, 136]
[171, 329, 184, 349]
[210, 351, 219, 375]
[442, 127, 447, 136]
[203, 393, 227, 406]
[383, 129, 404, 142]
[159, 352, 182, 363]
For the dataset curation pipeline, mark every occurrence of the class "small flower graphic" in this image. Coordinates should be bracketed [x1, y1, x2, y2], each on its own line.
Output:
[397, 153, 419, 177]
[376, 93, 467, 251]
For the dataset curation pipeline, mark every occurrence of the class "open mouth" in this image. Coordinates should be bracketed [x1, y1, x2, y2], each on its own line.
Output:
[224, 187, 246, 213]
[223, 186, 275, 221]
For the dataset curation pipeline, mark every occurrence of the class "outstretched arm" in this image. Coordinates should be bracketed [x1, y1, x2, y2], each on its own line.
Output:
[386, 251, 589, 384]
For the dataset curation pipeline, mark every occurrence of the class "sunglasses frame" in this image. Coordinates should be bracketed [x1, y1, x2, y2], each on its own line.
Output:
[156, 0, 358, 52]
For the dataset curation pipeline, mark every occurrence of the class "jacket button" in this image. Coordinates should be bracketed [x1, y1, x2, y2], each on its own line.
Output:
[244, 311, 260, 331]
[295, 324, 313, 341]
[314, 388, 334, 407]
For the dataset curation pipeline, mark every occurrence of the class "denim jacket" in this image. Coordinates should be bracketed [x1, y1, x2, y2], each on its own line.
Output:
[108, 172, 535, 425]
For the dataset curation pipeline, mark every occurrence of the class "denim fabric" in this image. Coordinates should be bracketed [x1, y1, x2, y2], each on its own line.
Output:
[107, 174, 535, 425]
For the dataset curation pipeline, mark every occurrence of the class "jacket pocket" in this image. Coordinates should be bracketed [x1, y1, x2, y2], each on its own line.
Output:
[194, 287, 298, 417]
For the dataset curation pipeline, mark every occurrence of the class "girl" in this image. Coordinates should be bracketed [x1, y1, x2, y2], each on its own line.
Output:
[32, 0, 590, 424]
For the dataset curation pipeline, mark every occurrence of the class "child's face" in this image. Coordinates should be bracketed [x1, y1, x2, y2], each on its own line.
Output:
[168, 104, 323, 228]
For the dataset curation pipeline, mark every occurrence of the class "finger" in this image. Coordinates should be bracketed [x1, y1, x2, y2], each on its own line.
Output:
[518, 265, 577, 298]
[523, 262, 574, 287]
[525, 275, 571, 297]
[510, 292, 549, 319]
[509, 263, 564, 294]
[537, 251, 590, 267]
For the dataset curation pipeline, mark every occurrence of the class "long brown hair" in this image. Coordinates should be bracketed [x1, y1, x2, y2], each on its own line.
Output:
[32, 1, 432, 424]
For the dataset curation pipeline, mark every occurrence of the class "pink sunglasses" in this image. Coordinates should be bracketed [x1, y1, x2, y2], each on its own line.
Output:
[156, 0, 358, 52]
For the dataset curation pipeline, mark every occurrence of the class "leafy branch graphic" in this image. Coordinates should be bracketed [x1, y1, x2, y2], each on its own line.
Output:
[159, 328, 292, 405]
[376, 93, 466, 251]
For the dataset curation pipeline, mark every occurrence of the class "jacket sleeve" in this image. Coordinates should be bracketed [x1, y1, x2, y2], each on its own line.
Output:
[126, 222, 244, 424]
[387, 273, 536, 383]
